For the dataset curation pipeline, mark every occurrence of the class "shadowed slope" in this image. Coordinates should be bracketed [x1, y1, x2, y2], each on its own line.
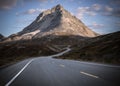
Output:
[55, 31, 120, 64]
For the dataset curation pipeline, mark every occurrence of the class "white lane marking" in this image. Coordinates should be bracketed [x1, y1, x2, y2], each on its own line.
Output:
[80, 71, 99, 78]
[59, 64, 65, 67]
[5, 59, 34, 86]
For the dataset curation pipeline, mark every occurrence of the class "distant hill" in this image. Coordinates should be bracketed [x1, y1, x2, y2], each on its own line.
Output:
[0, 34, 4, 38]
[0, 34, 4, 41]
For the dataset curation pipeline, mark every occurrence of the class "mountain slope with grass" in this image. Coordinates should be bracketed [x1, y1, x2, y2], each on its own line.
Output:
[56, 31, 120, 64]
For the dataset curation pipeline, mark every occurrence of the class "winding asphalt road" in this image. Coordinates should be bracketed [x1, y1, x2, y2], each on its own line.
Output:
[0, 48, 120, 86]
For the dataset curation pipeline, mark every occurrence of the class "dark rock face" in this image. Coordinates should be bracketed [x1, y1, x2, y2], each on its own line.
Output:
[0, 34, 4, 41]
[0, 34, 4, 39]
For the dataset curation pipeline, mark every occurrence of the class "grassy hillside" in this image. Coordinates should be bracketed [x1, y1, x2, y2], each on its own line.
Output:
[56, 31, 120, 65]
[0, 40, 56, 66]
[0, 35, 88, 66]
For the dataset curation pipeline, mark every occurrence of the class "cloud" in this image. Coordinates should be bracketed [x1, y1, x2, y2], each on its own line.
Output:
[104, 6, 113, 12]
[89, 22, 104, 29]
[0, 0, 17, 10]
[16, 8, 46, 15]
[102, 6, 120, 17]
[75, 3, 120, 19]
[92, 4, 101, 11]
[101, 6, 113, 16]
[110, 0, 120, 5]
[76, 7, 96, 19]
[110, 9, 120, 17]
[23, 0, 53, 3]
[75, 4, 100, 19]
[0, 0, 53, 10]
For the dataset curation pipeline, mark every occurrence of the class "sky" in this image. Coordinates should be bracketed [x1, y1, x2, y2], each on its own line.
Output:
[0, 0, 120, 37]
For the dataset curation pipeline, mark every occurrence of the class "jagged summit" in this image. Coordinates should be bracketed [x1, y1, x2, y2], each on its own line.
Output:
[5, 4, 98, 41]
[53, 4, 64, 10]
[18, 4, 64, 35]
[55, 4, 63, 8]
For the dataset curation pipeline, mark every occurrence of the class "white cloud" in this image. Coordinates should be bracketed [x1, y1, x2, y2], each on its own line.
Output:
[75, 4, 102, 19]
[75, 3, 116, 19]
[75, 6, 96, 19]
[16, 8, 46, 15]
[26, 9, 36, 14]
[90, 22, 104, 29]
[102, 6, 114, 16]
[104, 6, 113, 12]
[92, 4, 101, 11]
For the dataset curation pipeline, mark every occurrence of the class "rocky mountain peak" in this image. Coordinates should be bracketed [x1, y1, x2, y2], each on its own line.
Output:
[54, 4, 66, 13]
[4, 4, 99, 41]
[53, 4, 63, 11]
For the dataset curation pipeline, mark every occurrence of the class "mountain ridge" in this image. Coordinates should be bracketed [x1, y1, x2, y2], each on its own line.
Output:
[55, 31, 120, 64]
[4, 4, 98, 42]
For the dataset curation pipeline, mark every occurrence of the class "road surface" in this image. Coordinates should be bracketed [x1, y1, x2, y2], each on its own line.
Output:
[0, 48, 120, 86]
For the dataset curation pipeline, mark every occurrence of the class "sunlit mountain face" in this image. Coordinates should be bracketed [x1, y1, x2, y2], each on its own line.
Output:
[0, 0, 120, 37]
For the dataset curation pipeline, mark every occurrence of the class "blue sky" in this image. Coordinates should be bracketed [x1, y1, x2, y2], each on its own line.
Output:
[0, 0, 120, 37]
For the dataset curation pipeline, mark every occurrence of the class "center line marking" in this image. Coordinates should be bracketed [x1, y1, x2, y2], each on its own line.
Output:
[80, 71, 99, 78]
[52, 62, 55, 63]
[5, 59, 34, 86]
[59, 64, 65, 67]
